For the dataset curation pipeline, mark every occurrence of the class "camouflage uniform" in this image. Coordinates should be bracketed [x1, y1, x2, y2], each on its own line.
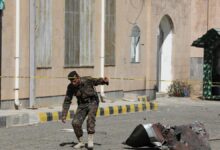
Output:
[62, 76, 108, 139]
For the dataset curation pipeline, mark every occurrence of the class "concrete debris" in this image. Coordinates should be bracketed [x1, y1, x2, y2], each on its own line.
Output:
[124, 121, 211, 150]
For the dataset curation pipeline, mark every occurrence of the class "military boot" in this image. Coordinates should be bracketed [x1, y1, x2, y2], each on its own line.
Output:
[74, 137, 85, 149]
[88, 134, 94, 149]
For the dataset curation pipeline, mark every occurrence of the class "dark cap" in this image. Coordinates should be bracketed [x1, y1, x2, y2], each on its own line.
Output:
[68, 71, 79, 80]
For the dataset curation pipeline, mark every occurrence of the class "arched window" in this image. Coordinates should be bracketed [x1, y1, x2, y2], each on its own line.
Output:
[130, 25, 140, 63]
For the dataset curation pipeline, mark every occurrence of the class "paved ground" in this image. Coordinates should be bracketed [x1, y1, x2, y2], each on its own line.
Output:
[0, 97, 219, 150]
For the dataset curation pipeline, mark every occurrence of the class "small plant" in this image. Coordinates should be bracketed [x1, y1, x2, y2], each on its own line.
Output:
[168, 80, 191, 97]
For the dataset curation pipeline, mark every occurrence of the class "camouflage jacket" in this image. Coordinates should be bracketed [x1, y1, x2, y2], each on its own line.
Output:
[62, 76, 108, 119]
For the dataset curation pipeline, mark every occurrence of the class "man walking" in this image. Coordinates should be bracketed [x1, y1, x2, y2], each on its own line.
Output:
[61, 71, 109, 149]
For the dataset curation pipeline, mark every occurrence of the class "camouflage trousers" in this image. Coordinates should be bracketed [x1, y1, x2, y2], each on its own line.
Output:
[72, 100, 99, 139]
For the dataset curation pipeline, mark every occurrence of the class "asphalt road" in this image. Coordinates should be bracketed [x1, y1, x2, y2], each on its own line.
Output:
[0, 97, 220, 150]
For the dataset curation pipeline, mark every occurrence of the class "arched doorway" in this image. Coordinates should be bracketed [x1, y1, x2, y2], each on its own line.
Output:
[156, 15, 174, 92]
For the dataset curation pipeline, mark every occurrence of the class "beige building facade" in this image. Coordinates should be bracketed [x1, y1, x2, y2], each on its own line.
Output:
[0, 0, 219, 109]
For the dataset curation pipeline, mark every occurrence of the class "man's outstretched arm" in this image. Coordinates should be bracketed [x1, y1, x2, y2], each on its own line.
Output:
[61, 84, 73, 123]
[92, 77, 109, 86]
[61, 96, 72, 123]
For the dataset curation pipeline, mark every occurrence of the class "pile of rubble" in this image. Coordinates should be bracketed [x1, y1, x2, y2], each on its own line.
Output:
[124, 122, 211, 150]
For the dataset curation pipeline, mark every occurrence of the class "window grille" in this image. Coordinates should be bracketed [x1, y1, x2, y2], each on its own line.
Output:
[65, 0, 95, 67]
[35, 0, 52, 68]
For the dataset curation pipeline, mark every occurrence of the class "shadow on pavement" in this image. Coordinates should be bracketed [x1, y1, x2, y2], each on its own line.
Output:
[123, 146, 160, 150]
[59, 141, 102, 149]
[59, 141, 76, 147]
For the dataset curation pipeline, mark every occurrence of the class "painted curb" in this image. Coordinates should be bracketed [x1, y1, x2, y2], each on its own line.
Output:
[38, 102, 158, 123]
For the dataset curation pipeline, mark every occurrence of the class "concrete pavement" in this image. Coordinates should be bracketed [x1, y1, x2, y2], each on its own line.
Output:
[0, 98, 158, 128]
[3, 95, 219, 129]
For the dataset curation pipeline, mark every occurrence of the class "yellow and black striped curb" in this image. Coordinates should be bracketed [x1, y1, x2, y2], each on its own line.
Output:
[38, 102, 158, 123]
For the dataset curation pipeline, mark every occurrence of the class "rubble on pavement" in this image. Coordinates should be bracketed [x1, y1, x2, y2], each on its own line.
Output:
[124, 121, 211, 150]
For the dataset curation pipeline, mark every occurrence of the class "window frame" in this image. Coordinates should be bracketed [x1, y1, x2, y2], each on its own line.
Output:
[130, 25, 141, 63]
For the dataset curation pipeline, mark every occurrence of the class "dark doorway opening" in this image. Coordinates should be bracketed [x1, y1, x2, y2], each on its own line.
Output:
[212, 46, 220, 95]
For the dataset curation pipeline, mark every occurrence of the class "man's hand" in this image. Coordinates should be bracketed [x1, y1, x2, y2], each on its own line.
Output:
[61, 116, 66, 123]
[100, 95, 106, 103]
[104, 77, 109, 85]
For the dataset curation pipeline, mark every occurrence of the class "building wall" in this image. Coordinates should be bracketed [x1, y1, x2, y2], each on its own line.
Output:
[147, 0, 191, 89]
[189, 0, 220, 94]
[1, 0, 16, 100]
[20, 0, 30, 99]
[1, 0, 148, 103]
[208, 0, 220, 29]
[190, 0, 207, 58]
[114, 0, 147, 91]
[1, 0, 218, 108]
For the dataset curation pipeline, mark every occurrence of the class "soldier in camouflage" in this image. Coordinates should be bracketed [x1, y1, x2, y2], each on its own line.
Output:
[61, 71, 109, 149]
